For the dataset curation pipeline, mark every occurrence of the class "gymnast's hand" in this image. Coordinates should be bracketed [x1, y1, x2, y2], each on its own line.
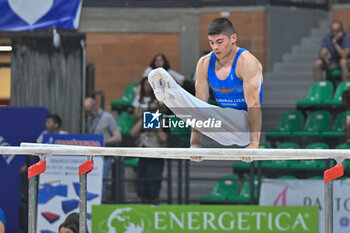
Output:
[242, 142, 259, 163]
[190, 143, 203, 162]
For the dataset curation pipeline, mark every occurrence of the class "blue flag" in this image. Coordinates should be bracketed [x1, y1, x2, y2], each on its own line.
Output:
[0, 0, 82, 31]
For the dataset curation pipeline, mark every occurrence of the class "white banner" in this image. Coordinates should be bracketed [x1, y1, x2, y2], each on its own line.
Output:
[37, 155, 103, 233]
[259, 179, 350, 233]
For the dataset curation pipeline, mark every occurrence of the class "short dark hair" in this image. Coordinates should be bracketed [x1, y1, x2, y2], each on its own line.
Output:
[58, 212, 89, 233]
[59, 213, 79, 233]
[46, 114, 62, 128]
[332, 20, 344, 31]
[208, 18, 235, 37]
[150, 53, 170, 70]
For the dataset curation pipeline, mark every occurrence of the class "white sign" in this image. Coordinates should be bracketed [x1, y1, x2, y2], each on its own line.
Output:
[259, 179, 350, 233]
[36, 155, 103, 232]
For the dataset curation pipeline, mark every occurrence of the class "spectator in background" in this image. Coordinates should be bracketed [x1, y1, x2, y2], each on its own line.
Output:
[314, 20, 350, 83]
[83, 97, 122, 202]
[58, 212, 89, 233]
[0, 208, 5, 233]
[131, 77, 168, 204]
[83, 97, 122, 146]
[141, 53, 197, 96]
[36, 114, 68, 143]
[22, 114, 68, 172]
[143, 53, 185, 85]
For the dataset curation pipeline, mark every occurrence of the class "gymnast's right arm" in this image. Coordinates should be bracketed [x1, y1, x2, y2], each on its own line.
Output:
[190, 56, 210, 147]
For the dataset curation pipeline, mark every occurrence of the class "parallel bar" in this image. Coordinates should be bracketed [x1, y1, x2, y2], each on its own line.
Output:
[9, 143, 350, 160]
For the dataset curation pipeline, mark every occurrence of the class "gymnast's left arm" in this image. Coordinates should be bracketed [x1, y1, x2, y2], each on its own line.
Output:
[239, 52, 263, 149]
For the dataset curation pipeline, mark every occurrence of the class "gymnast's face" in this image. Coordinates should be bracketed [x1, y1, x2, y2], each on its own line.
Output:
[208, 33, 236, 59]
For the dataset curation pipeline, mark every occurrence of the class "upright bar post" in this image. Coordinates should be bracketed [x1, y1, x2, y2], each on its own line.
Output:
[177, 160, 183, 204]
[114, 156, 122, 204]
[119, 156, 125, 203]
[184, 160, 190, 204]
[28, 156, 47, 233]
[324, 162, 344, 233]
[257, 161, 262, 198]
[28, 175, 38, 233]
[79, 172, 88, 233]
[249, 162, 255, 204]
[325, 180, 333, 233]
[79, 156, 94, 233]
[167, 160, 172, 204]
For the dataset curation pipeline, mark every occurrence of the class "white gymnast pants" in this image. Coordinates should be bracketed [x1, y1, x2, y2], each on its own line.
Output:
[148, 68, 250, 146]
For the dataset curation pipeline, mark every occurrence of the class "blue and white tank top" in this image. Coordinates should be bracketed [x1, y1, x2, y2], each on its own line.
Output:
[208, 48, 263, 111]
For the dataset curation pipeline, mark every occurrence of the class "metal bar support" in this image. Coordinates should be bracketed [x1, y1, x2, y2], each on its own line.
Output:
[167, 159, 172, 204]
[177, 160, 183, 204]
[324, 159, 344, 233]
[28, 155, 47, 233]
[28, 174, 38, 233]
[79, 156, 94, 233]
[79, 172, 88, 233]
[119, 156, 125, 203]
[325, 180, 333, 233]
[185, 160, 190, 204]
[250, 161, 255, 204]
